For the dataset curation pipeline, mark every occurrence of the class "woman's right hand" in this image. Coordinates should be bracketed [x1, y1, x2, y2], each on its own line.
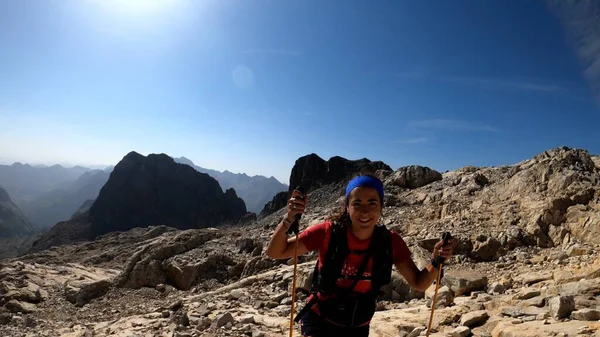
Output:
[286, 189, 308, 221]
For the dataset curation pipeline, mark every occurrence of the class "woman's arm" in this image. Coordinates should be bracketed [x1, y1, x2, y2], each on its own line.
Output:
[394, 239, 454, 291]
[394, 259, 439, 292]
[266, 189, 310, 259]
[266, 217, 310, 259]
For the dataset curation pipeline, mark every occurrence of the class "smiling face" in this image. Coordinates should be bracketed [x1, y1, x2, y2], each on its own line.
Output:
[346, 186, 382, 230]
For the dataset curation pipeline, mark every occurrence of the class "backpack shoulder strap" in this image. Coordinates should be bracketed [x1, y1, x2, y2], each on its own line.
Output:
[317, 221, 348, 295]
[370, 224, 394, 296]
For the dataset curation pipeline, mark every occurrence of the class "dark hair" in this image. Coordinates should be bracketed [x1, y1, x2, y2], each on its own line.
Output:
[327, 171, 384, 226]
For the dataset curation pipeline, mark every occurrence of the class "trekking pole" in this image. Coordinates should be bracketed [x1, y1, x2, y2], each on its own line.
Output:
[289, 234, 299, 337]
[286, 186, 305, 337]
[426, 232, 451, 337]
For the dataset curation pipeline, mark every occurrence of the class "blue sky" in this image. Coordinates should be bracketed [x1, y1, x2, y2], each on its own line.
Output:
[0, 0, 599, 184]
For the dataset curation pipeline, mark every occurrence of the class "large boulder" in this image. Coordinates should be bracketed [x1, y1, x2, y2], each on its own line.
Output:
[564, 201, 600, 245]
[470, 235, 502, 261]
[442, 271, 488, 296]
[64, 279, 111, 307]
[384, 165, 443, 189]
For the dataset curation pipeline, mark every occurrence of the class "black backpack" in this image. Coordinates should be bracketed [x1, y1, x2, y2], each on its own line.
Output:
[294, 221, 394, 327]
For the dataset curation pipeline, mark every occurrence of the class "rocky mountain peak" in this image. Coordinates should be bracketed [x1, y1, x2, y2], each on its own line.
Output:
[289, 153, 392, 192]
[87, 152, 247, 237]
[260, 153, 393, 217]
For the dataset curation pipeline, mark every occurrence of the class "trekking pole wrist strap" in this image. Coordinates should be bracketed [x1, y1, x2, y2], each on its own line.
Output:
[430, 258, 444, 280]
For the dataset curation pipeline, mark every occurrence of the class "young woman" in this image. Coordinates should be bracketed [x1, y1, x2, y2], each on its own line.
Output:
[266, 174, 454, 337]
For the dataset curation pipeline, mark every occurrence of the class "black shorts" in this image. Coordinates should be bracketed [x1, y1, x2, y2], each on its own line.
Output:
[299, 310, 370, 337]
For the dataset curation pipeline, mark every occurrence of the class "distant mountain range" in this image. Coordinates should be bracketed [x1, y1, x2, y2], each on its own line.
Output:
[19, 169, 111, 228]
[0, 163, 92, 205]
[173, 157, 288, 213]
[0, 156, 287, 232]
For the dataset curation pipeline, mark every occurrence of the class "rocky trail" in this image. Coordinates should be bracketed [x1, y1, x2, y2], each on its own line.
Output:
[1, 147, 599, 337]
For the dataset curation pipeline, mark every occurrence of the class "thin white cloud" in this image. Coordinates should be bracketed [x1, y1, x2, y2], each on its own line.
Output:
[393, 69, 574, 96]
[408, 119, 499, 133]
[547, 0, 600, 105]
[242, 49, 302, 56]
[443, 77, 570, 94]
[395, 137, 430, 144]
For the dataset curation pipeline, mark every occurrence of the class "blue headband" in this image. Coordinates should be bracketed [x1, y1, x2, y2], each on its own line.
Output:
[345, 175, 384, 203]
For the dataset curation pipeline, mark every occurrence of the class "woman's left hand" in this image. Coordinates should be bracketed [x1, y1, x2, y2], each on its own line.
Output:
[433, 238, 454, 261]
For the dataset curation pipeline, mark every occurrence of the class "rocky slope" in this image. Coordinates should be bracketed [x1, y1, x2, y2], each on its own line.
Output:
[1, 146, 600, 337]
[72, 199, 95, 218]
[174, 157, 288, 214]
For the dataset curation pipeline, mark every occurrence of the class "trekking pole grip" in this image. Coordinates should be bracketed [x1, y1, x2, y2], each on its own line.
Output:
[286, 186, 305, 236]
[437, 232, 452, 265]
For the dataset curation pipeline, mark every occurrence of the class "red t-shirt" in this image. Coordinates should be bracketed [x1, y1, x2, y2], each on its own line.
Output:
[299, 220, 411, 295]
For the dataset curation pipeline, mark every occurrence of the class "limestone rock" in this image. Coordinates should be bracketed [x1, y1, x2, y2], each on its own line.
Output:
[471, 235, 501, 261]
[425, 285, 454, 308]
[514, 271, 553, 286]
[4, 299, 36, 313]
[385, 165, 442, 189]
[212, 312, 234, 328]
[442, 271, 488, 296]
[549, 295, 575, 319]
[488, 282, 505, 294]
[460, 310, 489, 327]
[511, 288, 541, 300]
[65, 279, 111, 307]
[449, 326, 471, 337]
[570, 308, 600, 321]
[114, 230, 218, 289]
[566, 244, 592, 257]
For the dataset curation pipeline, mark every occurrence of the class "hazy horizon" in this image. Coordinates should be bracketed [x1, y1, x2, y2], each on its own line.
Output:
[1, 0, 599, 184]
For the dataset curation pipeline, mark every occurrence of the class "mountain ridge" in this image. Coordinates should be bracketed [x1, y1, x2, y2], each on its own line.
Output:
[173, 156, 288, 213]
